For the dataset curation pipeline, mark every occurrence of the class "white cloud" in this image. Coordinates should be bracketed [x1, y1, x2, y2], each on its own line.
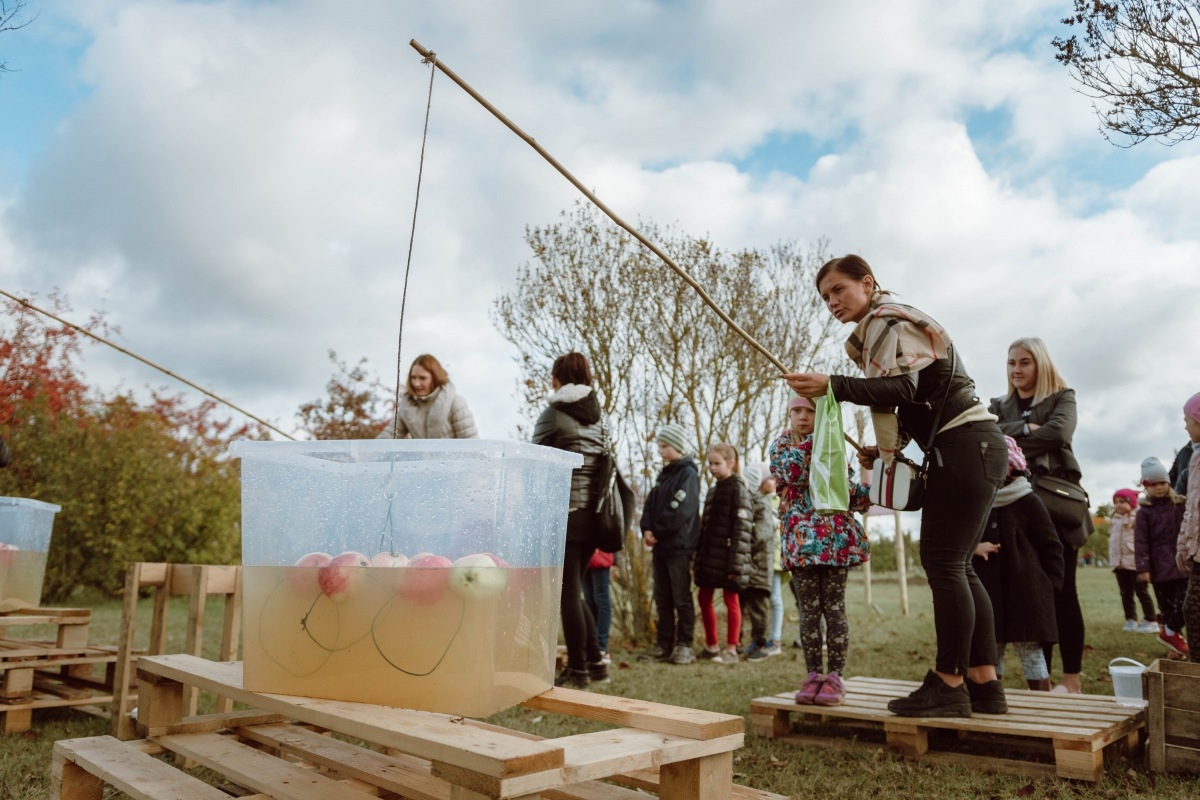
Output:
[1, 0, 1195, 507]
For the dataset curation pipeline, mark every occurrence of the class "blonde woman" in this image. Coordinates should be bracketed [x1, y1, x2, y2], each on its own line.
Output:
[989, 338, 1088, 693]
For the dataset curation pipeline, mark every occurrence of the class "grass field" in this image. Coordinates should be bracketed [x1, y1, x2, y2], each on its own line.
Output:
[3, 566, 1198, 800]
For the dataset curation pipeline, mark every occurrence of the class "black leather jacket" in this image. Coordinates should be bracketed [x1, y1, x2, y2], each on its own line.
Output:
[830, 344, 981, 452]
[532, 386, 606, 510]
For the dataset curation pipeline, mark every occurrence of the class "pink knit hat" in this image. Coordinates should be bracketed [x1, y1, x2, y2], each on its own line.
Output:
[788, 396, 815, 411]
[1112, 488, 1139, 507]
[1004, 435, 1027, 474]
[1185, 392, 1200, 423]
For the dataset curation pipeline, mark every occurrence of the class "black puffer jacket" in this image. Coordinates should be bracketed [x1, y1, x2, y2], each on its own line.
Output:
[532, 384, 606, 512]
[694, 475, 754, 591]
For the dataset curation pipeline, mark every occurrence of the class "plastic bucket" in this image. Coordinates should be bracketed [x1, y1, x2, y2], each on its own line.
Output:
[1109, 657, 1147, 707]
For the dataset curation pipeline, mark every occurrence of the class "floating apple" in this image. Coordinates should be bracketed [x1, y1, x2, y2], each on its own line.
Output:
[397, 553, 453, 605]
[370, 552, 409, 568]
[288, 551, 332, 593]
[318, 551, 370, 603]
[450, 553, 509, 600]
[481, 552, 509, 568]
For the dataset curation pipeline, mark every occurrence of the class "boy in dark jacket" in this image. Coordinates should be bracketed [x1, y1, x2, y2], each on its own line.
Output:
[638, 424, 701, 665]
[1135, 456, 1190, 658]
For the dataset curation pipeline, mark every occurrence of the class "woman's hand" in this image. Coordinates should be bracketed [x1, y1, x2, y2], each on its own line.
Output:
[857, 445, 879, 472]
[1027, 423, 1041, 432]
[782, 373, 830, 397]
[974, 542, 1001, 560]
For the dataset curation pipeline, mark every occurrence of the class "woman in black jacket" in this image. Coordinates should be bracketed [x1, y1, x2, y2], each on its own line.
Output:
[694, 443, 754, 664]
[989, 337, 1088, 694]
[532, 352, 607, 689]
[785, 255, 1009, 718]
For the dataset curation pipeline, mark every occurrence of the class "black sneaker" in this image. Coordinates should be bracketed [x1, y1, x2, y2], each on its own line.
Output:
[965, 677, 1007, 714]
[887, 670, 971, 718]
[636, 645, 670, 663]
[588, 661, 610, 683]
[695, 647, 721, 660]
[555, 667, 591, 689]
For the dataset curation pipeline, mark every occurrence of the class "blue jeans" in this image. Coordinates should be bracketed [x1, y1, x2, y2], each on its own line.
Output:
[583, 567, 613, 652]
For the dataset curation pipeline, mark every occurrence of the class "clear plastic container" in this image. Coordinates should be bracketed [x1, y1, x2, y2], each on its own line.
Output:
[0, 497, 61, 611]
[229, 438, 581, 716]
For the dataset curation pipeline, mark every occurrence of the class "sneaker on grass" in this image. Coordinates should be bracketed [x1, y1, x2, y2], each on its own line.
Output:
[1136, 619, 1160, 634]
[636, 645, 671, 663]
[764, 640, 783, 656]
[1159, 629, 1190, 657]
[668, 645, 695, 665]
[1123, 619, 1138, 632]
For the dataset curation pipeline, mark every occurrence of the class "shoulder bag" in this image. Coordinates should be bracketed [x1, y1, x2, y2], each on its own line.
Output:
[1031, 473, 1092, 550]
[594, 422, 635, 553]
[868, 349, 956, 512]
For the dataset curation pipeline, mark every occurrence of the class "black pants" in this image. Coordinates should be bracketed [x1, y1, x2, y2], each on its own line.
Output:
[920, 421, 1007, 675]
[1154, 578, 1189, 633]
[1114, 568, 1156, 621]
[561, 512, 602, 671]
[742, 588, 771, 644]
[1184, 562, 1200, 662]
[1043, 548, 1086, 674]
[652, 551, 696, 650]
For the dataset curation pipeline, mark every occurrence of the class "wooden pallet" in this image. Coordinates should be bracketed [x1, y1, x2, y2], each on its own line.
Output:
[47, 652, 786, 800]
[1144, 658, 1200, 774]
[111, 563, 242, 740]
[0, 608, 116, 733]
[751, 676, 1145, 781]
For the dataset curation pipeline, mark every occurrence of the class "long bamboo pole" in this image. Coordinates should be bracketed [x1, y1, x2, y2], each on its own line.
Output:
[407, 40, 867, 455]
[0, 289, 295, 440]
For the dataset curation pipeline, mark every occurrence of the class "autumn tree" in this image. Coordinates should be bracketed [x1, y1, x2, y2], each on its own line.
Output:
[492, 202, 844, 642]
[0, 295, 253, 599]
[1053, 0, 1200, 145]
[295, 351, 393, 440]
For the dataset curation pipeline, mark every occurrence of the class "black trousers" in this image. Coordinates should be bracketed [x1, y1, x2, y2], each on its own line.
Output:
[919, 421, 1007, 675]
[1114, 567, 1156, 621]
[652, 551, 696, 650]
[1154, 578, 1189, 633]
[1184, 562, 1200, 662]
[1042, 548, 1086, 674]
[561, 511, 602, 671]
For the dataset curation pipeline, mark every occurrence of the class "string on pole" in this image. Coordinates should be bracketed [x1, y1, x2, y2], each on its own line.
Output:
[391, 49, 438, 435]
[404, 40, 865, 454]
[0, 288, 295, 440]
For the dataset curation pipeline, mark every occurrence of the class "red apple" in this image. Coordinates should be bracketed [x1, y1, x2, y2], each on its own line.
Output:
[287, 551, 332, 593]
[318, 551, 370, 603]
[397, 553, 453, 605]
[481, 552, 509, 568]
[450, 553, 509, 600]
[0, 543, 16, 566]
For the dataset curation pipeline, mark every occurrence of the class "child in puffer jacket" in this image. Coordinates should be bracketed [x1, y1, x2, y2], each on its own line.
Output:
[1136, 456, 1189, 658]
[1109, 488, 1157, 633]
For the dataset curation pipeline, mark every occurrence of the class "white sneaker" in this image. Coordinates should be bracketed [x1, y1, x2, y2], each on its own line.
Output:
[1136, 620, 1160, 634]
[713, 647, 739, 664]
[600, 651, 612, 665]
[764, 640, 783, 656]
[1123, 619, 1138, 632]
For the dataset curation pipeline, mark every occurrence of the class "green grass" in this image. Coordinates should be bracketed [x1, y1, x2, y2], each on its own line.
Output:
[3, 568, 1198, 800]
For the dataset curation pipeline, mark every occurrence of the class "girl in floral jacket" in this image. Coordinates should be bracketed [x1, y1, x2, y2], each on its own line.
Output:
[769, 396, 870, 706]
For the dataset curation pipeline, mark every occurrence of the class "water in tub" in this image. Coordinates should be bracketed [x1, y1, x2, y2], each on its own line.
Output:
[0, 545, 48, 612]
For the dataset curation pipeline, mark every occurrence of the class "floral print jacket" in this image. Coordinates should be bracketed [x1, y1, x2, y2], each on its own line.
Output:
[769, 431, 871, 570]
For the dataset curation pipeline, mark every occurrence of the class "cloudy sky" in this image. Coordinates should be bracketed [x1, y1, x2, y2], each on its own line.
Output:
[2, 0, 1198, 503]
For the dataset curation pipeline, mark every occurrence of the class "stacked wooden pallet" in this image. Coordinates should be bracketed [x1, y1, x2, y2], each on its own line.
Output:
[52, 653, 787, 800]
[0, 608, 116, 733]
[751, 675, 1146, 781]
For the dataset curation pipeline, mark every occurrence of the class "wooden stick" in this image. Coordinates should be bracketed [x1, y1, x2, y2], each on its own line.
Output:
[407, 41, 868, 454]
[407, 40, 789, 374]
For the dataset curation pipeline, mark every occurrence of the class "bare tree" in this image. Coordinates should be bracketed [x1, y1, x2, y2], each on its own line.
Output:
[1053, 0, 1200, 145]
[1, 1, 35, 74]
[492, 202, 844, 644]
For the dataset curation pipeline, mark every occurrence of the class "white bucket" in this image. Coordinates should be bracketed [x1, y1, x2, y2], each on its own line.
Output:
[1109, 657, 1147, 707]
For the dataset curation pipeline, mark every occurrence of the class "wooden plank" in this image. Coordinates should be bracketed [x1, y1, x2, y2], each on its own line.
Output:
[53, 735, 233, 800]
[156, 731, 372, 800]
[0, 608, 91, 623]
[111, 562, 147, 740]
[1146, 668, 1167, 772]
[521, 686, 743, 740]
[144, 709, 289, 737]
[611, 767, 788, 800]
[659, 752, 733, 800]
[138, 654, 564, 779]
[1163, 743, 1200, 774]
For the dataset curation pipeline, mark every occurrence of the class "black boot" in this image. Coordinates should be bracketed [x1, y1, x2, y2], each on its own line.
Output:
[965, 677, 1008, 714]
[554, 667, 590, 689]
[887, 670, 972, 718]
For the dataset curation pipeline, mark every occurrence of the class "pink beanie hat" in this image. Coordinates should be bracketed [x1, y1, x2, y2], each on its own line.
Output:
[788, 396, 815, 411]
[1004, 435, 1027, 474]
[1113, 488, 1139, 507]
[1185, 392, 1200, 423]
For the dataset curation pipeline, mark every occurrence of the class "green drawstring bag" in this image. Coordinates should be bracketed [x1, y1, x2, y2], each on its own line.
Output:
[810, 384, 850, 514]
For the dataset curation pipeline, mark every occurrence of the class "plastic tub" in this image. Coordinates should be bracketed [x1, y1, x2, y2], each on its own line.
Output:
[1109, 657, 1148, 708]
[0, 497, 61, 611]
[229, 438, 582, 716]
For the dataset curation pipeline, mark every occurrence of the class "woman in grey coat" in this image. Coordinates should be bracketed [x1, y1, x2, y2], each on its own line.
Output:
[379, 354, 478, 439]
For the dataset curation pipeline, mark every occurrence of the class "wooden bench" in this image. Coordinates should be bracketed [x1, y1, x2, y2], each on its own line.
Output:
[0, 608, 116, 733]
[48, 652, 782, 800]
[751, 675, 1145, 781]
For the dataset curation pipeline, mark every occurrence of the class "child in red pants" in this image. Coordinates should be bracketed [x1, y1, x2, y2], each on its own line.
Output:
[694, 443, 754, 664]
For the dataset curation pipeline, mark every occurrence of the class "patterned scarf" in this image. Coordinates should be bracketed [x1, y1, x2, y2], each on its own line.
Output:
[844, 292, 951, 378]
